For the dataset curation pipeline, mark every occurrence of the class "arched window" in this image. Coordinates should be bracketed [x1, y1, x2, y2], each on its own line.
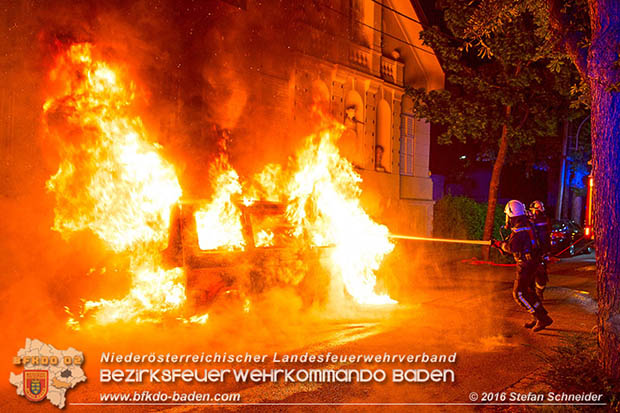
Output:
[344, 89, 364, 124]
[340, 89, 364, 168]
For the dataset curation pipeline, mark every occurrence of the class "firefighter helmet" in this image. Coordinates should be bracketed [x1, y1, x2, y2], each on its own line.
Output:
[505, 200, 526, 218]
[530, 200, 545, 213]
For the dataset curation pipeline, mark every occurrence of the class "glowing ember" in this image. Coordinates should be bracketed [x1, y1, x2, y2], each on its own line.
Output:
[44, 43, 185, 327]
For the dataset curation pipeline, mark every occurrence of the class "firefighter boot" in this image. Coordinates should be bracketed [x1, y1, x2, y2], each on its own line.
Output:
[524, 315, 537, 329]
[533, 308, 553, 332]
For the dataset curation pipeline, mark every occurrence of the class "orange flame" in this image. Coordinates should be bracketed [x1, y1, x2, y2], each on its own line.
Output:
[194, 121, 396, 305]
[255, 229, 275, 247]
[44, 43, 188, 327]
[195, 151, 246, 251]
[286, 127, 396, 305]
[47, 43, 395, 325]
[247, 163, 284, 202]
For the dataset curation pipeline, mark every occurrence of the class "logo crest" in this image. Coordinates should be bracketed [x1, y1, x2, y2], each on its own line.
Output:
[24, 370, 48, 402]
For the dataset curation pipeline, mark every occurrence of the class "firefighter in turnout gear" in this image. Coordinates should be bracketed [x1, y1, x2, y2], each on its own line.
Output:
[491, 200, 553, 332]
[529, 200, 550, 301]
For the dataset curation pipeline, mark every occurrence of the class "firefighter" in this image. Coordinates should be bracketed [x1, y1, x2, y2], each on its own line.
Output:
[529, 200, 550, 301]
[492, 200, 553, 332]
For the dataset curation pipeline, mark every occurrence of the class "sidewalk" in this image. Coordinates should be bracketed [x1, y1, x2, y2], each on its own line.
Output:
[479, 252, 601, 412]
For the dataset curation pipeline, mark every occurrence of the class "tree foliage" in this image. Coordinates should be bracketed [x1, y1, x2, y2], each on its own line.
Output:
[448, 0, 620, 381]
[461, 0, 594, 103]
[408, 0, 582, 164]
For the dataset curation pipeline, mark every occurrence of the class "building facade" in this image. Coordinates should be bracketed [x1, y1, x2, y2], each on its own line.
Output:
[0, 0, 444, 236]
[286, 0, 444, 235]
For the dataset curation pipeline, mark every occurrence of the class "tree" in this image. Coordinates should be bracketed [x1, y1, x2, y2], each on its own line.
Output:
[407, 1, 577, 257]
[460, 0, 620, 379]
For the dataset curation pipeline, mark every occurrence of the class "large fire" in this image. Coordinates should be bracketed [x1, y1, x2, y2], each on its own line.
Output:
[285, 128, 395, 305]
[46, 43, 395, 329]
[44, 44, 187, 327]
[195, 124, 396, 305]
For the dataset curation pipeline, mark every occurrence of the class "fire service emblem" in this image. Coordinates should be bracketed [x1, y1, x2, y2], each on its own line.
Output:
[11, 339, 87, 408]
[24, 370, 48, 402]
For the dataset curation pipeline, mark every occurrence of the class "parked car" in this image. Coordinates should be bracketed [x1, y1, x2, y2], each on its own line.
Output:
[550, 219, 594, 257]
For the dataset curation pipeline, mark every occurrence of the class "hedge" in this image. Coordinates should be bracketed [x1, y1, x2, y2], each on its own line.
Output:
[433, 195, 506, 241]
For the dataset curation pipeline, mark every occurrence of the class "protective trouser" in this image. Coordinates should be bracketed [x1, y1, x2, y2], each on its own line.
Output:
[513, 260, 548, 319]
[532, 261, 549, 300]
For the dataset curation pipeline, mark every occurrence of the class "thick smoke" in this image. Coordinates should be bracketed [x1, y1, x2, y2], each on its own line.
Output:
[0, 0, 378, 385]
[0, 2, 510, 396]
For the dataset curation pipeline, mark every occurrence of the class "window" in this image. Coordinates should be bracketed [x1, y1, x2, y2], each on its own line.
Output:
[376, 99, 391, 172]
[400, 114, 414, 176]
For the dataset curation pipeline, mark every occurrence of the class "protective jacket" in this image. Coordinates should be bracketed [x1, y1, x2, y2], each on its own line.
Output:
[500, 216, 538, 262]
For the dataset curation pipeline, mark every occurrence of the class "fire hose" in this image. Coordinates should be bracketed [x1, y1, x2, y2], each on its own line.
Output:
[388, 234, 507, 267]
[389, 233, 591, 265]
[550, 235, 588, 258]
[388, 234, 492, 246]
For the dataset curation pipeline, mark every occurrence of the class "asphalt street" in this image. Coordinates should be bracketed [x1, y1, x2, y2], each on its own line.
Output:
[2, 253, 600, 412]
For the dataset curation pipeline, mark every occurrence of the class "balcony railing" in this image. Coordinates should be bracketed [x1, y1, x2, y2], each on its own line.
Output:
[292, 23, 404, 87]
[380, 55, 404, 86]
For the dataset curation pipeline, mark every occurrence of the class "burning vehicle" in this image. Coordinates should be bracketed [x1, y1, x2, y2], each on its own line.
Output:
[163, 199, 331, 309]
[44, 43, 397, 329]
